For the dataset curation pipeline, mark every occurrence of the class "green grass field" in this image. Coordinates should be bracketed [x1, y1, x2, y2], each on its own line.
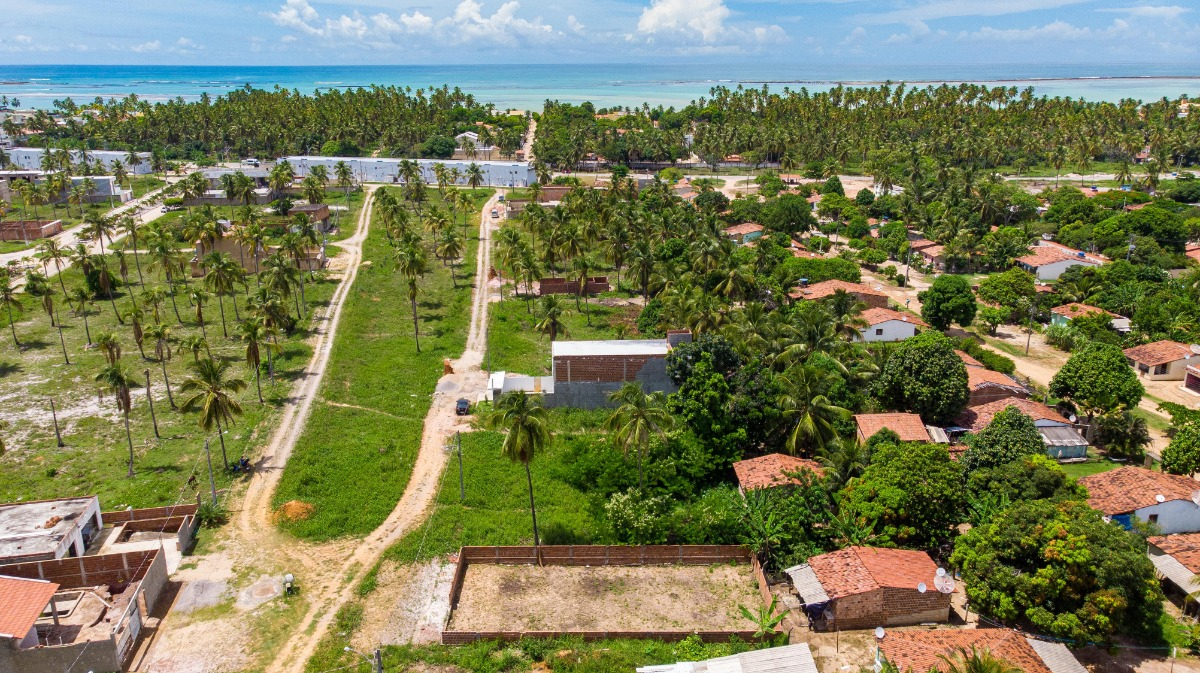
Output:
[489, 295, 641, 375]
[271, 188, 493, 541]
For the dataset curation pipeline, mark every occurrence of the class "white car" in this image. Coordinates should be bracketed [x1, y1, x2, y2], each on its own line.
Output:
[490, 209, 500, 219]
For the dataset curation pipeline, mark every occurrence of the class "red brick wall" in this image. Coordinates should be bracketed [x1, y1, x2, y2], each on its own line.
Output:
[0, 549, 160, 587]
[554, 354, 662, 383]
[831, 587, 951, 629]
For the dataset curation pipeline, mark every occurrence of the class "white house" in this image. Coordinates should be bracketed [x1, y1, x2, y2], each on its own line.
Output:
[1124, 341, 1197, 381]
[7, 147, 152, 174]
[858, 307, 928, 342]
[1080, 467, 1200, 533]
[1016, 242, 1107, 281]
[284, 156, 535, 188]
[1050, 302, 1130, 332]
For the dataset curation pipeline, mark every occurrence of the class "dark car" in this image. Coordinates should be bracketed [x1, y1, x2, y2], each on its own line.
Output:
[455, 398, 471, 416]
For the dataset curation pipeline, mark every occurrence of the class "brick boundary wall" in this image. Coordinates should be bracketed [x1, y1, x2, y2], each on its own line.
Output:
[103, 500, 199, 523]
[0, 548, 161, 588]
[443, 545, 779, 645]
[538, 277, 611, 296]
[0, 220, 63, 240]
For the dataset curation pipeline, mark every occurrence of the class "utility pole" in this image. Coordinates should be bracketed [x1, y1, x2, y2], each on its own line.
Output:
[144, 370, 160, 439]
[374, 649, 383, 673]
[457, 431, 465, 503]
[204, 439, 218, 505]
[1026, 301, 1035, 355]
[1126, 233, 1136, 262]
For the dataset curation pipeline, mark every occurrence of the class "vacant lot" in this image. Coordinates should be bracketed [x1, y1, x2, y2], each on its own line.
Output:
[448, 563, 759, 632]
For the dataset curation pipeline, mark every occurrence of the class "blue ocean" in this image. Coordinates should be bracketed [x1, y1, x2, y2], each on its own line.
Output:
[0, 63, 1197, 110]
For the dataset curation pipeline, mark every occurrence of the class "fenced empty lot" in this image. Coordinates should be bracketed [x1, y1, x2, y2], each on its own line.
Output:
[442, 545, 770, 643]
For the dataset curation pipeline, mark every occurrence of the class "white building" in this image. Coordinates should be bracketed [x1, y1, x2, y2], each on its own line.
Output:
[1080, 467, 1200, 534]
[1124, 340, 1197, 381]
[1016, 241, 1107, 281]
[7, 147, 153, 174]
[283, 156, 535, 188]
[858, 307, 928, 342]
[0, 496, 103, 563]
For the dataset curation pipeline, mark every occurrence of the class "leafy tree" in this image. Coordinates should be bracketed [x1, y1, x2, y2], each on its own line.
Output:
[966, 454, 1086, 505]
[977, 268, 1036, 314]
[694, 190, 729, 213]
[486, 392, 550, 547]
[838, 441, 964, 548]
[919, 274, 978, 331]
[418, 135, 456, 159]
[762, 193, 816, 235]
[874, 331, 969, 424]
[1162, 422, 1200, 475]
[821, 175, 845, 197]
[961, 406, 1045, 472]
[951, 499, 1164, 643]
[854, 188, 875, 207]
[665, 333, 742, 385]
[604, 382, 674, 489]
[669, 354, 747, 473]
[1049, 342, 1144, 438]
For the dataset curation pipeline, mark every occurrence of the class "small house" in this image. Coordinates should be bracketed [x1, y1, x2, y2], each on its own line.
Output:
[732, 454, 824, 493]
[792, 279, 889, 309]
[724, 222, 764, 245]
[956, 397, 1087, 459]
[548, 339, 680, 409]
[1124, 340, 1196, 381]
[1050, 303, 1128, 331]
[1147, 533, 1200, 615]
[1016, 243, 1106, 281]
[786, 546, 951, 630]
[859, 308, 928, 342]
[1079, 467, 1200, 533]
[854, 413, 932, 444]
[0, 575, 60, 650]
[0, 497, 102, 564]
[966, 366, 1030, 407]
[878, 629, 1087, 673]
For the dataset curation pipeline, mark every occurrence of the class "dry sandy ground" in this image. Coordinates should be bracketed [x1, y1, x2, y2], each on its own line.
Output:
[448, 564, 759, 632]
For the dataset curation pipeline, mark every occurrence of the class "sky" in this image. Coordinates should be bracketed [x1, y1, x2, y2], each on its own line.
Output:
[0, 0, 1197, 65]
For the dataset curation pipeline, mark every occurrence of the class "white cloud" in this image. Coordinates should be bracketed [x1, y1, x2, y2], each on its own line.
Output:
[840, 26, 866, 44]
[864, 0, 1089, 25]
[1100, 5, 1191, 19]
[961, 18, 1128, 42]
[268, 0, 324, 35]
[14, 34, 32, 44]
[131, 40, 162, 53]
[567, 15, 586, 34]
[280, 34, 298, 43]
[638, 0, 729, 42]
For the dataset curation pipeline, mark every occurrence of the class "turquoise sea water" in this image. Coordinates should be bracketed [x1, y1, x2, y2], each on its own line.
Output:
[0, 63, 1197, 110]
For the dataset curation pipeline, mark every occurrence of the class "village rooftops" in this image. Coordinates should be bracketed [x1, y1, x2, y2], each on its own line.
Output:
[879, 629, 1087, 673]
[955, 350, 984, 367]
[0, 575, 59, 641]
[860, 307, 929, 328]
[732, 454, 824, 491]
[966, 367, 1028, 395]
[1124, 340, 1196, 367]
[1150, 533, 1200, 573]
[1051, 303, 1120, 320]
[956, 397, 1069, 433]
[1079, 466, 1200, 516]
[854, 413, 931, 443]
[723, 222, 764, 237]
[1017, 244, 1106, 269]
[803, 546, 941, 600]
[797, 279, 888, 301]
[551, 340, 670, 357]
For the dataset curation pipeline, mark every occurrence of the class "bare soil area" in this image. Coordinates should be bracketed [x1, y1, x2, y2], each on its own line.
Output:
[448, 563, 759, 632]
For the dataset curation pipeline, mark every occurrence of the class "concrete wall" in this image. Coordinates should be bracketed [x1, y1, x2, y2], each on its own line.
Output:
[0, 637, 121, 673]
[860, 321, 919, 343]
[1135, 500, 1200, 535]
[8, 147, 152, 174]
[1130, 358, 1189, 381]
[547, 356, 675, 409]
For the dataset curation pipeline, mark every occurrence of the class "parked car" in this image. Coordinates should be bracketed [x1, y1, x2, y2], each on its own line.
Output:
[455, 398, 470, 415]
[241, 158, 260, 167]
[497, 195, 506, 202]
[490, 209, 500, 219]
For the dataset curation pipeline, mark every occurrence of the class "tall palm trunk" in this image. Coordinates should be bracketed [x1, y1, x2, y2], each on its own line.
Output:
[410, 294, 421, 353]
[124, 412, 135, 477]
[6, 305, 19, 348]
[159, 354, 177, 409]
[215, 415, 229, 469]
[131, 237, 144, 285]
[55, 264, 70, 308]
[254, 360, 263, 403]
[144, 370, 160, 439]
[107, 287, 122, 325]
[167, 275, 183, 324]
[80, 310, 92, 344]
[525, 461, 540, 548]
[217, 294, 228, 338]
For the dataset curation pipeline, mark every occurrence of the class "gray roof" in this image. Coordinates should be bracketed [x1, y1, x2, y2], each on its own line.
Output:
[784, 564, 830, 604]
[638, 644, 818, 673]
[1039, 426, 1088, 447]
[552, 339, 669, 358]
[926, 426, 950, 444]
[0, 497, 97, 560]
[1150, 550, 1200, 593]
[1025, 638, 1088, 673]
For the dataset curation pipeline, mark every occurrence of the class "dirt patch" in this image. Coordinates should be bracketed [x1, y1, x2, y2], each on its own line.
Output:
[354, 558, 456, 649]
[448, 563, 759, 632]
[273, 500, 314, 523]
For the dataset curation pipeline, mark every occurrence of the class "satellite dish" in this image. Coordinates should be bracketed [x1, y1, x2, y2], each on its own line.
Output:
[1103, 515, 1112, 524]
[1190, 344, 1200, 356]
[1156, 494, 1167, 503]
[1191, 490, 1200, 506]
[1041, 233, 1053, 241]
[917, 582, 927, 594]
[934, 574, 955, 594]
[875, 627, 886, 639]
[936, 568, 947, 578]
[1068, 414, 1077, 423]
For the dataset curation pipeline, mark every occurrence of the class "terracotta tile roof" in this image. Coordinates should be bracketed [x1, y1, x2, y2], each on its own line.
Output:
[1041, 241, 1109, 262]
[967, 367, 1028, 394]
[1079, 466, 1200, 516]
[918, 245, 945, 258]
[733, 454, 824, 491]
[955, 350, 984, 368]
[909, 238, 939, 251]
[1186, 244, 1200, 262]
[790, 246, 822, 259]
[861, 307, 929, 328]
[807, 546, 940, 599]
[880, 629, 1053, 673]
[1017, 245, 1105, 269]
[855, 413, 932, 443]
[956, 397, 1067, 433]
[724, 222, 764, 237]
[0, 575, 58, 640]
[1124, 340, 1195, 367]
[800, 279, 888, 301]
[1050, 302, 1119, 320]
[1149, 533, 1200, 573]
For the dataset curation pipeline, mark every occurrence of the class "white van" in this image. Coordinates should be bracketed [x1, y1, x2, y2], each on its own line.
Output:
[241, 158, 260, 167]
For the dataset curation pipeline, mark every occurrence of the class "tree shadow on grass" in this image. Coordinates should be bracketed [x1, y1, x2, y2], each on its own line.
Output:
[0, 361, 22, 377]
[19, 338, 53, 351]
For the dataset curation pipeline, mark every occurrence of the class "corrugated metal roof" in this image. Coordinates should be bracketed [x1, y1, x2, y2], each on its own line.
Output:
[926, 426, 950, 444]
[784, 564, 830, 604]
[1039, 426, 1088, 447]
[1150, 551, 1200, 593]
[636, 644, 818, 673]
[551, 339, 670, 357]
[1025, 638, 1088, 673]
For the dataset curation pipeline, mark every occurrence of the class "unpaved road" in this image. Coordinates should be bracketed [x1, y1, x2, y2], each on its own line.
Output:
[137, 187, 500, 673]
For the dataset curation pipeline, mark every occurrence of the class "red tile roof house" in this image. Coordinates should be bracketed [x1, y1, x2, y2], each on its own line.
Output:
[878, 628, 1088, 673]
[1016, 242, 1107, 281]
[785, 547, 952, 630]
[732, 454, 824, 493]
[1079, 466, 1200, 533]
[724, 222, 764, 245]
[854, 413, 932, 444]
[0, 575, 59, 651]
[790, 279, 890, 309]
[1049, 302, 1129, 332]
[1124, 340, 1197, 381]
[956, 397, 1087, 460]
[1147, 533, 1200, 611]
[859, 308, 928, 343]
[965, 366, 1030, 407]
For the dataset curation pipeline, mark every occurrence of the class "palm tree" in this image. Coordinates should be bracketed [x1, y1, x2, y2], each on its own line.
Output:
[260, 252, 301, 321]
[778, 364, 850, 456]
[0, 274, 23, 349]
[202, 252, 243, 337]
[145, 232, 186, 323]
[238, 316, 280, 403]
[939, 647, 1023, 673]
[604, 382, 673, 489]
[144, 322, 177, 409]
[178, 357, 247, 469]
[95, 331, 122, 364]
[180, 334, 208, 362]
[394, 242, 429, 352]
[70, 286, 95, 344]
[466, 163, 484, 190]
[122, 303, 149, 360]
[534, 295, 569, 341]
[118, 215, 145, 285]
[95, 361, 139, 477]
[35, 238, 71, 305]
[436, 228, 466, 288]
[94, 256, 123, 325]
[485, 391, 550, 547]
